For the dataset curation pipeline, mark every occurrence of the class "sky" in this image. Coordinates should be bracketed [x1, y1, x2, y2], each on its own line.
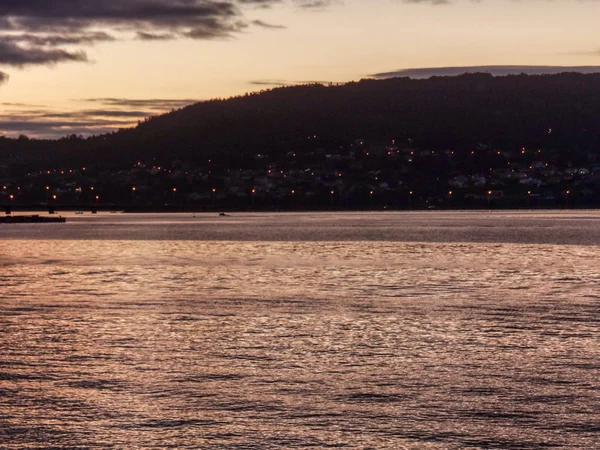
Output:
[1, 0, 600, 138]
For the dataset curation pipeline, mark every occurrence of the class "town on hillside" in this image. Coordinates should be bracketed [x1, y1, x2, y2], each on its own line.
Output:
[2, 137, 599, 211]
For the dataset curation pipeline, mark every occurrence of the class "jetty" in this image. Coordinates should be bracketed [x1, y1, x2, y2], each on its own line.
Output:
[0, 215, 66, 224]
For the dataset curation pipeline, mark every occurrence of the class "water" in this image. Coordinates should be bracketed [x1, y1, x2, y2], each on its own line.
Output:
[1, 211, 599, 449]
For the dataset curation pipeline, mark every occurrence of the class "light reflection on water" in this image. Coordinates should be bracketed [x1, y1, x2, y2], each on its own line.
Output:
[1, 212, 599, 448]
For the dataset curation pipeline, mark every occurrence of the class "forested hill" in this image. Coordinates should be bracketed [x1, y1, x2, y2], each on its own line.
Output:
[5, 72, 600, 166]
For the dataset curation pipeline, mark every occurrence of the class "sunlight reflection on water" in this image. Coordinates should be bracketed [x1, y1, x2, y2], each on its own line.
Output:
[1, 212, 599, 448]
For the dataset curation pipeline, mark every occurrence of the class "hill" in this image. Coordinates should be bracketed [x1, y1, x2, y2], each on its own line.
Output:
[3, 72, 600, 166]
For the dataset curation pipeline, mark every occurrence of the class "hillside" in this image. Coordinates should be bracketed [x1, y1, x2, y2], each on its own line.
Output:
[3, 72, 600, 167]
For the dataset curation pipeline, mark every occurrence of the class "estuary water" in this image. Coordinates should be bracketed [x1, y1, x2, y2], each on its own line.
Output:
[1, 211, 599, 449]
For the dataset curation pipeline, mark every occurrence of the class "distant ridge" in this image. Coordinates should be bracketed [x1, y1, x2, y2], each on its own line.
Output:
[371, 65, 600, 79]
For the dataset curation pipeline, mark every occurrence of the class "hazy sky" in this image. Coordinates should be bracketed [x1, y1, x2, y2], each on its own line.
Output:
[1, 0, 600, 137]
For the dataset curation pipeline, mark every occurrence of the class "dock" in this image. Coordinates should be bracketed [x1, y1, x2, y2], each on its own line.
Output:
[0, 215, 66, 224]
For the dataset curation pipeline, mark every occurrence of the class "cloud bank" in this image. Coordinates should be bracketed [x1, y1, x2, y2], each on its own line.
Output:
[0, 98, 197, 138]
[370, 66, 600, 79]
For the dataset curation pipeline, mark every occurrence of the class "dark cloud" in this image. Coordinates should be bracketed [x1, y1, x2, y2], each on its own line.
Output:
[0, 40, 87, 66]
[135, 31, 176, 41]
[370, 65, 600, 79]
[4, 31, 116, 46]
[83, 98, 197, 110]
[0, 1, 340, 73]
[0, 70, 8, 84]
[0, 115, 135, 138]
[293, 0, 339, 8]
[249, 79, 291, 86]
[0, 98, 199, 138]
[251, 19, 286, 29]
[0, 1, 291, 36]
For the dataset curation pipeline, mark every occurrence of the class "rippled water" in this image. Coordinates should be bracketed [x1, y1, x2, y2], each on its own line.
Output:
[1, 212, 599, 449]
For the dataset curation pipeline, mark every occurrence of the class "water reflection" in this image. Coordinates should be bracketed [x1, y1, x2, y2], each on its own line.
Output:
[1, 222, 599, 448]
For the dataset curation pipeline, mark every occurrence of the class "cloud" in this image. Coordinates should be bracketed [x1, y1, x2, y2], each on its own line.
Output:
[251, 19, 286, 29]
[0, 98, 199, 138]
[3, 32, 116, 46]
[0, 0, 340, 79]
[0, 40, 87, 67]
[0, 115, 135, 138]
[0, 1, 293, 37]
[0, 71, 8, 85]
[293, 0, 339, 8]
[249, 79, 292, 86]
[135, 32, 176, 41]
[370, 65, 600, 79]
[83, 98, 197, 110]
